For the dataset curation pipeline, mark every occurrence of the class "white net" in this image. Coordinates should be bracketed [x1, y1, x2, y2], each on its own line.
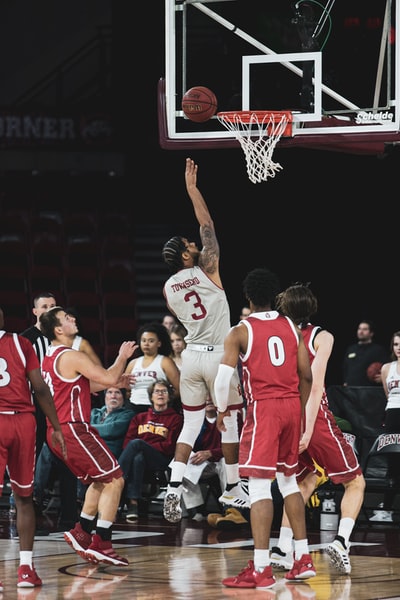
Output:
[217, 111, 290, 184]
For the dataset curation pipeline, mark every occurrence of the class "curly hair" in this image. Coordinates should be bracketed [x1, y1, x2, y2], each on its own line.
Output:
[136, 322, 173, 356]
[242, 268, 280, 308]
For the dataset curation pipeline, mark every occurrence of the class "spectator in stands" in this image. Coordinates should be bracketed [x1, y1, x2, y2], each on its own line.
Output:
[239, 306, 251, 320]
[91, 387, 134, 457]
[169, 322, 188, 371]
[118, 380, 183, 522]
[124, 322, 181, 414]
[162, 313, 178, 331]
[343, 320, 389, 386]
[371, 330, 400, 522]
[181, 396, 243, 521]
[33, 442, 78, 531]
[21, 292, 57, 459]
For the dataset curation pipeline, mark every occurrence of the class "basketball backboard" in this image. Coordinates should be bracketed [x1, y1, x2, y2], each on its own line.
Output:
[159, 0, 400, 156]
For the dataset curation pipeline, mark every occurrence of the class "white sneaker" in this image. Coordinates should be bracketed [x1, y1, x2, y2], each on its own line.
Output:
[369, 510, 393, 522]
[219, 482, 250, 509]
[326, 538, 351, 574]
[270, 546, 294, 570]
[163, 485, 183, 523]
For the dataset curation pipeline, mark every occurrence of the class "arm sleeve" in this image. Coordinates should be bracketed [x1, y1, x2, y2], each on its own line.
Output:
[214, 364, 235, 412]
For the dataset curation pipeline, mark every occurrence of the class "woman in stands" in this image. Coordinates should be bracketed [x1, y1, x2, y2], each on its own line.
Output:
[378, 331, 400, 521]
[124, 322, 181, 415]
[119, 380, 183, 522]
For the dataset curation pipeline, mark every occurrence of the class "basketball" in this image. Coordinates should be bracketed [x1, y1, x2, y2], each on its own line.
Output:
[182, 86, 218, 123]
[366, 362, 383, 382]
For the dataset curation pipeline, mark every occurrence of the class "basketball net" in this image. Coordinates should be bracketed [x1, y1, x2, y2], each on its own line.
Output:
[217, 111, 291, 184]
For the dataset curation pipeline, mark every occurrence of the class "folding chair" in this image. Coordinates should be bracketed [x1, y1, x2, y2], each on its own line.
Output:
[361, 431, 400, 524]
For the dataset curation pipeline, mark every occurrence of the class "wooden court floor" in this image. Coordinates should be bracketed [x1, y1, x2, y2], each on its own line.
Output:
[0, 507, 399, 600]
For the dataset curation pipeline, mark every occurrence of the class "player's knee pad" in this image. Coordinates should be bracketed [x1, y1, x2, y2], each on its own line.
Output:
[248, 476, 272, 503]
[177, 408, 205, 446]
[276, 472, 300, 498]
[221, 409, 239, 443]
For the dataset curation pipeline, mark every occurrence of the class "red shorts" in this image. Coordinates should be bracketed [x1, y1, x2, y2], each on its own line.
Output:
[47, 422, 123, 485]
[239, 397, 302, 479]
[297, 406, 362, 484]
[0, 412, 36, 497]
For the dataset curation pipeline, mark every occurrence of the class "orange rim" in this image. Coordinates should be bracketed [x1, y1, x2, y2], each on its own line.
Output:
[216, 110, 292, 124]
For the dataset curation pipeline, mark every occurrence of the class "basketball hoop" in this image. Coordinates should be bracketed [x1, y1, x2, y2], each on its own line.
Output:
[217, 110, 293, 184]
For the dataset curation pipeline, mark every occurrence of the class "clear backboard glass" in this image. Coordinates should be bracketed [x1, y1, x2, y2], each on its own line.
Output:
[159, 0, 399, 154]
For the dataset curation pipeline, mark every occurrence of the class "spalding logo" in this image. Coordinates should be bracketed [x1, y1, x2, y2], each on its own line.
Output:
[355, 110, 394, 125]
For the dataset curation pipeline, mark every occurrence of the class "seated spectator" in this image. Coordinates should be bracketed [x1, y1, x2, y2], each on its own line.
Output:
[343, 320, 389, 386]
[239, 306, 251, 320]
[33, 442, 78, 530]
[161, 313, 178, 331]
[370, 330, 400, 522]
[76, 386, 135, 504]
[169, 322, 188, 371]
[118, 380, 183, 523]
[207, 481, 283, 531]
[124, 322, 181, 414]
[90, 387, 134, 458]
[180, 396, 243, 521]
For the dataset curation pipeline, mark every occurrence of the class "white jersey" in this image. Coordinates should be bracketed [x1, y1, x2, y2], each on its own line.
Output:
[163, 265, 231, 346]
[129, 354, 168, 407]
[385, 361, 400, 410]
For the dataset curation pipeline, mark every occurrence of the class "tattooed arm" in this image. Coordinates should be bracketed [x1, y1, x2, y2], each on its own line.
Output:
[185, 157, 221, 285]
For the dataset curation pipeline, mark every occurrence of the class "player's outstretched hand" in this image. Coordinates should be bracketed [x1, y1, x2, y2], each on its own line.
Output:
[118, 341, 138, 360]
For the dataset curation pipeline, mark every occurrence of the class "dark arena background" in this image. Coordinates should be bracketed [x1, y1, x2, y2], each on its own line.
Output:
[1, 3, 400, 599]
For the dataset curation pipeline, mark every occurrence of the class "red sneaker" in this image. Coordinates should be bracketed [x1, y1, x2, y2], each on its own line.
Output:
[222, 560, 276, 589]
[17, 565, 42, 588]
[64, 522, 92, 558]
[285, 554, 316, 580]
[84, 534, 129, 566]
[0, 580, 3, 592]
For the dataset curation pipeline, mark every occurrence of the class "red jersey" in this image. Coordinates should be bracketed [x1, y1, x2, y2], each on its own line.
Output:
[238, 311, 303, 479]
[241, 311, 300, 404]
[42, 344, 122, 484]
[297, 323, 362, 484]
[0, 331, 39, 413]
[41, 345, 92, 424]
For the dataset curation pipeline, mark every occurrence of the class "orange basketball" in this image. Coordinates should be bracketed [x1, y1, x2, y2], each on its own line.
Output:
[182, 86, 218, 123]
[366, 362, 383, 382]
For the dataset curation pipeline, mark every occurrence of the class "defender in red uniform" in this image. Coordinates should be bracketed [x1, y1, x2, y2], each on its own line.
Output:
[40, 307, 137, 566]
[0, 307, 65, 591]
[215, 268, 319, 589]
[272, 284, 365, 575]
